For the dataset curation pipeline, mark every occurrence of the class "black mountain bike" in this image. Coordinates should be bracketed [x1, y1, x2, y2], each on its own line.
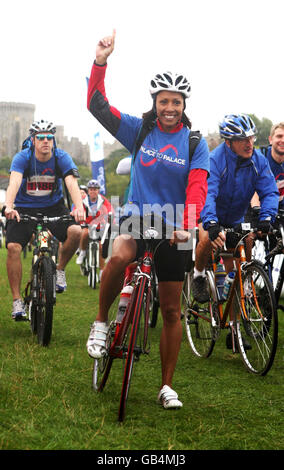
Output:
[22, 213, 73, 346]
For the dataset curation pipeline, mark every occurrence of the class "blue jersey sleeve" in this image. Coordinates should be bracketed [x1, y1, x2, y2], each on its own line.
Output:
[10, 150, 30, 174]
[56, 149, 78, 176]
[190, 136, 210, 173]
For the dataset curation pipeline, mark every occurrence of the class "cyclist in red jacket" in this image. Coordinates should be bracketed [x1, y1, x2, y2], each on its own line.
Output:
[76, 179, 114, 278]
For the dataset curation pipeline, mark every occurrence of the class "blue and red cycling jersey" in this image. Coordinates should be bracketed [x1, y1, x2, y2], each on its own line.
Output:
[10, 148, 78, 208]
[87, 62, 210, 230]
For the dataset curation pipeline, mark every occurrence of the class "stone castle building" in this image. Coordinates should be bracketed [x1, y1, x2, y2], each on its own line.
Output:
[0, 102, 90, 165]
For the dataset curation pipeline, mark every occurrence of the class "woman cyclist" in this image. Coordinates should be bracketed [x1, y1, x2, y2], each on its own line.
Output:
[86, 30, 210, 409]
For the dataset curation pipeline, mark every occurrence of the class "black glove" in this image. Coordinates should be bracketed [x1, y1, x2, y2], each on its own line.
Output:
[257, 220, 272, 234]
[207, 223, 221, 241]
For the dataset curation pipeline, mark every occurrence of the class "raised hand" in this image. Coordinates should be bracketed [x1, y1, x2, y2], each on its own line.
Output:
[96, 29, 116, 65]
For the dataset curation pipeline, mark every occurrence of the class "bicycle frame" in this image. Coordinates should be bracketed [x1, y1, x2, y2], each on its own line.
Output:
[191, 232, 263, 336]
[109, 239, 155, 361]
[22, 214, 72, 345]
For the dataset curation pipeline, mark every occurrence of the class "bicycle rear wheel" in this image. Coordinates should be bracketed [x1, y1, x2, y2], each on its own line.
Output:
[36, 257, 56, 346]
[233, 262, 278, 375]
[118, 276, 149, 422]
[182, 270, 217, 358]
[87, 243, 97, 289]
[92, 292, 120, 391]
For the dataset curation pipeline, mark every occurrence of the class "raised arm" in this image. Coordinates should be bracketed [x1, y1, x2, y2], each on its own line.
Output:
[95, 29, 116, 65]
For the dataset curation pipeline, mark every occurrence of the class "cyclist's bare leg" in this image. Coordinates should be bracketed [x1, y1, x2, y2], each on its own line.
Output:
[79, 227, 89, 251]
[96, 234, 137, 323]
[57, 224, 81, 270]
[99, 242, 105, 270]
[6, 242, 22, 300]
[245, 232, 254, 261]
[195, 224, 211, 272]
[158, 281, 183, 388]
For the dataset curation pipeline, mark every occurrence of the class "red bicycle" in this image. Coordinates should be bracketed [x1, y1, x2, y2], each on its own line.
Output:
[92, 221, 166, 422]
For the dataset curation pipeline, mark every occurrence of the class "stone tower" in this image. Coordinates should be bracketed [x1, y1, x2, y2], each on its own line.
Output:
[0, 102, 35, 158]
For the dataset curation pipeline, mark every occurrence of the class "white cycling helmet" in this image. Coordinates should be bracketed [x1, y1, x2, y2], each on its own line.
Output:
[87, 179, 100, 189]
[150, 72, 191, 98]
[29, 119, 56, 136]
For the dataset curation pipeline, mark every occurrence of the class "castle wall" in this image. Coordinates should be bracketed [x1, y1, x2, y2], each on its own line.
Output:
[0, 102, 90, 166]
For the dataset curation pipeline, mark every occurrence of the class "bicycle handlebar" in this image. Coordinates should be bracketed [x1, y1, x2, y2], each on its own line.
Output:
[19, 214, 74, 224]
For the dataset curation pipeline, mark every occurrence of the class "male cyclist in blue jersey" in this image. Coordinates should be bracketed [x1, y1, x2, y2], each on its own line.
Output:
[251, 122, 284, 211]
[4, 120, 85, 320]
[86, 30, 210, 409]
[192, 114, 279, 315]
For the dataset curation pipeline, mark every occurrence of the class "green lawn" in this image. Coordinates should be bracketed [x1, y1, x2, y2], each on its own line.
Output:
[0, 247, 283, 451]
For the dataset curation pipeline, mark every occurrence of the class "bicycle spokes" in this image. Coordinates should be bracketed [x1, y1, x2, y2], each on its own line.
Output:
[234, 263, 278, 375]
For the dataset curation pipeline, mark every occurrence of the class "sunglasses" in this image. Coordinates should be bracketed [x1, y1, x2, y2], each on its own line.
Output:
[35, 134, 54, 141]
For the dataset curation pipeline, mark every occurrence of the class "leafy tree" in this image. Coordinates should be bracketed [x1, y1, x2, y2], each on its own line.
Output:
[0, 157, 12, 175]
[249, 114, 273, 147]
[104, 148, 130, 203]
[76, 164, 92, 185]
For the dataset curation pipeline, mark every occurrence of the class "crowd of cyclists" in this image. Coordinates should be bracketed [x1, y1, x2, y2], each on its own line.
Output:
[1, 29, 284, 411]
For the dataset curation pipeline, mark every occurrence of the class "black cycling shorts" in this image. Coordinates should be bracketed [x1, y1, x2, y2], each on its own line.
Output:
[119, 216, 189, 282]
[5, 199, 77, 248]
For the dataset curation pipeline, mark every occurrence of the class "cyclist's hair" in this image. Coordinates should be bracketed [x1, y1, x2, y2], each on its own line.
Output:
[270, 122, 284, 137]
[142, 108, 192, 129]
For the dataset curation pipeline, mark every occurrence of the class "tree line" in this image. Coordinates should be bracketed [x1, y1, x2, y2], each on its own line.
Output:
[0, 114, 275, 202]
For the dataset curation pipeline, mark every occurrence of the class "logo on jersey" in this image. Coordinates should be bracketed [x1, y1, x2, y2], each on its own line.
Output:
[26, 175, 56, 196]
[275, 173, 284, 201]
[140, 144, 185, 167]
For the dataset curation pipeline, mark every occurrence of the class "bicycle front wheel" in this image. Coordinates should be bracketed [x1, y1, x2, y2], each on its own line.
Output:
[92, 291, 120, 391]
[182, 270, 217, 358]
[118, 276, 149, 422]
[36, 257, 56, 346]
[149, 275, 159, 328]
[233, 262, 278, 375]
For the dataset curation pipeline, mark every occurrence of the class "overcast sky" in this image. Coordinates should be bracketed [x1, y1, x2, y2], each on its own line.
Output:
[1, 0, 283, 149]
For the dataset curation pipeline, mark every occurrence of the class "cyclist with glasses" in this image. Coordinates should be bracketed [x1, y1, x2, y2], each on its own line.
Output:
[192, 114, 279, 309]
[86, 30, 210, 409]
[4, 119, 85, 320]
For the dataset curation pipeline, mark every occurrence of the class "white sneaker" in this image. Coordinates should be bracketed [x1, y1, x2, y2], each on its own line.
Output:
[12, 299, 27, 321]
[157, 385, 183, 409]
[76, 250, 86, 265]
[87, 321, 109, 358]
[56, 269, 67, 293]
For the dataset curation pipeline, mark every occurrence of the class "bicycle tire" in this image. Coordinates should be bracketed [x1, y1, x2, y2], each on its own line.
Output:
[233, 261, 278, 375]
[80, 255, 88, 277]
[36, 257, 56, 346]
[182, 270, 217, 358]
[91, 243, 97, 289]
[149, 275, 159, 328]
[24, 280, 37, 334]
[87, 243, 97, 289]
[92, 292, 120, 391]
[118, 276, 149, 422]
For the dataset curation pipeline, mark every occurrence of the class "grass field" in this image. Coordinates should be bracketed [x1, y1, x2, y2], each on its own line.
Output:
[0, 246, 283, 451]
